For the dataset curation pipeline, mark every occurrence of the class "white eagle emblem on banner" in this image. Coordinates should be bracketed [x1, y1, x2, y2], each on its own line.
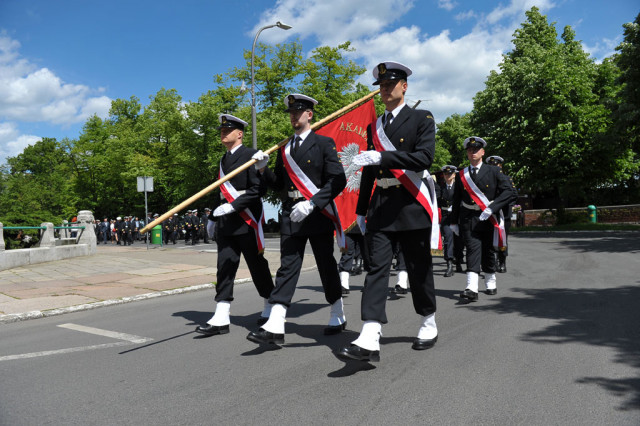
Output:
[338, 143, 362, 192]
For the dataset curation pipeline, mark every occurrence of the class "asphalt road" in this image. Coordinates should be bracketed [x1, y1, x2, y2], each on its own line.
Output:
[1, 232, 639, 425]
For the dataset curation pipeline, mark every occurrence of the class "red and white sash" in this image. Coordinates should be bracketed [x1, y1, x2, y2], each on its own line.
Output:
[459, 167, 507, 250]
[281, 138, 346, 251]
[371, 117, 442, 250]
[219, 163, 265, 253]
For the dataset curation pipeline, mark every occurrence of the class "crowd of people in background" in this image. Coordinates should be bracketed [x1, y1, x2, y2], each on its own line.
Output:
[92, 211, 281, 246]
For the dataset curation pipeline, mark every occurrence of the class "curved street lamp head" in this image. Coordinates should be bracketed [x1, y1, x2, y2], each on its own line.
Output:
[276, 21, 292, 30]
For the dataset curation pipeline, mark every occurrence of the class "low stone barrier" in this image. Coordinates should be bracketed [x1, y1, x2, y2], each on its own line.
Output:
[0, 210, 97, 271]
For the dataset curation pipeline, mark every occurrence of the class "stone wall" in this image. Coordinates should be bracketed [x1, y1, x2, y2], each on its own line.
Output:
[522, 204, 640, 226]
[0, 211, 97, 271]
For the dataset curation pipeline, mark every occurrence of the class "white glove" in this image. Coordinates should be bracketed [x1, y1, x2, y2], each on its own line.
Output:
[290, 200, 314, 223]
[213, 203, 235, 217]
[252, 150, 269, 169]
[449, 224, 459, 236]
[353, 151, 381, 166]
[479, 207, 492, 221]
[357, 215, 366, 234]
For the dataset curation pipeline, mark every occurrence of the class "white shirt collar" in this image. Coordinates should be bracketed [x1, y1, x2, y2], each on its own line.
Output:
[470, 161, 483, 172]
[294, 129, 312, 144]
[386, 103, 406, 120]
[229, 144, 243, 154]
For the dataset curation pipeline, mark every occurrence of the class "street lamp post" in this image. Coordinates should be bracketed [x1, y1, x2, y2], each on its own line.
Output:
[251, 21, 292, 149]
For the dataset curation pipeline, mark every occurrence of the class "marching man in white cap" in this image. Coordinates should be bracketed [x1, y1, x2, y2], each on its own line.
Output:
[449, 137, 517, 302]
[194, 114, 275, 336]
[338, 61, 440, 362]
[248, 93, 348, 346]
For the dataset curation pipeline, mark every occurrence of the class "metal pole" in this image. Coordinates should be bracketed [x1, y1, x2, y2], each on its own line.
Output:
[251, 25, 272, 150]
[144, 177, 149, 251]
[251, 22, 291, 150]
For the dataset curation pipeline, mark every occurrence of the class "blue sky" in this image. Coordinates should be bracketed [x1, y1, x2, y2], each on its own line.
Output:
[1, 0, 638, 164]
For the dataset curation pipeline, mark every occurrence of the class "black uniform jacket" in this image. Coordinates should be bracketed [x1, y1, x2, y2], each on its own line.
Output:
[355, 105, 436, 232]
[501, 171, 517, 219]
[262, 131, 346, 236]
[436, 178, 456, 226]
[212, 145, 265, 237]
[450, 163, 517, 224]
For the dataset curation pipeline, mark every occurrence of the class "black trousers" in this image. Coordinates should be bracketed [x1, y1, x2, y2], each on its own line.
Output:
[440, 224, 465, 261]
[163, 230, 176, 244]
[215, 232, 274, 302]
[338, 233, 369, 272]
[497, 218, 511, 261]
[361, 229, 436, 324]
[460, 211, 496, 274]
[269, 233, 342, 307]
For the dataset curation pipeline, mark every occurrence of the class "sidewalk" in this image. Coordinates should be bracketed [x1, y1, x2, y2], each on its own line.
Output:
[0, 241, 316, 323]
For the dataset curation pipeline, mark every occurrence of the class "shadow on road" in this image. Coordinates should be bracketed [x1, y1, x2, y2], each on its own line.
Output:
[514, 231, 640, 253]
[469, 285, 640, 410]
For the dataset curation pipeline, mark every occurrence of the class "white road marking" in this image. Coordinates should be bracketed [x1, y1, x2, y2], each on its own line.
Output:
[57, 323, 152, 344]
[0, 323, 153, 362]
[0, 342, 130, 361]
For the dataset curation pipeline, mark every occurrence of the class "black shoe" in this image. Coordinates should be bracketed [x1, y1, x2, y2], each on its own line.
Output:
[444, 260, 455, 277]
[394, 285, 408, 295]
[485, 288, 497, 295]
[412, 335, 438, 350]
[341, 287, 350, 295]
[324, 321, 347, 335]
[337, 344, 380, 362]
[455, 262, 464, 273]
[497, 261, 507, 273]
[246, 328, 285, 345]
[195, 324, 230, 336]
[460, 289, 479, 302]
[256, 317, 268, 326]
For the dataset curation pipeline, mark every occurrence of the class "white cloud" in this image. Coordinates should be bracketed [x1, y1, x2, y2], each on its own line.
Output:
[254, 0, 558, 122]
[583, 36, 621, 63]
[250, 0, 413, 46]
[438, 0, 457, 12]
[0, 122, 41, 163]
[0, 34, 112, 125]
[0, 33, 112, 162]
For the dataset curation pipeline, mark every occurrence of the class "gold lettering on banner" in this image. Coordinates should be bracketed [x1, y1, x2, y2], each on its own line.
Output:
[339, 122, 367, 140]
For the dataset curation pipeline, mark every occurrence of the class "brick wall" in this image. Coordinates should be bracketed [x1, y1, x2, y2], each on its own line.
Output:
[521, 204, 640, 226]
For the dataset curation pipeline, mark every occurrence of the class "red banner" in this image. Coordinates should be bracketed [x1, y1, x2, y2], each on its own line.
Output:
[316, 99, 377, 232]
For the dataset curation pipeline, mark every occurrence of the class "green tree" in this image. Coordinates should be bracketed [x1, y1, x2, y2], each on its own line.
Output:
[435, 113, 473, 169]
[613, 13, 640, 154]
[472, 7, 627, 206]
[0, 138, 77, 225]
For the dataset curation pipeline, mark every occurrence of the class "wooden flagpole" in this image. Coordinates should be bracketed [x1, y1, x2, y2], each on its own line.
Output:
[140, 89, 380, 234]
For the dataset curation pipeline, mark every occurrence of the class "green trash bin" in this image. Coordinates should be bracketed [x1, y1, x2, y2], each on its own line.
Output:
[587, 205, 597, 223]
[151, 225, 163, 244]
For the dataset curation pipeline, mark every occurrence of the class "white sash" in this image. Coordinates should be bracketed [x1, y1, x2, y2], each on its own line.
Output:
[281, 138, 346, 250]
[459, 167, 507, 250]
[219, 162, 265, 253]
[371, 117, 442, 250]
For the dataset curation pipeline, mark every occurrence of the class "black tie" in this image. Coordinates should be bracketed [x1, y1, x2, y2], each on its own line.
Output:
[384, 113, 393, 130]
[292, 136, 301, 156]
[471, 167, 477, 182]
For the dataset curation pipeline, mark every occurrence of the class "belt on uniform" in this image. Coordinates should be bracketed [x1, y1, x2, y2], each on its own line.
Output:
[220, 190, 245, 200]
[288, 190, 305, 199]
[462, 200, 492, 211]
[376, 178, 401, 189]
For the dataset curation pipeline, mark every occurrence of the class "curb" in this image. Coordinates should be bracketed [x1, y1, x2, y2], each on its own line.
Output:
[0, 265, 318, 324]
